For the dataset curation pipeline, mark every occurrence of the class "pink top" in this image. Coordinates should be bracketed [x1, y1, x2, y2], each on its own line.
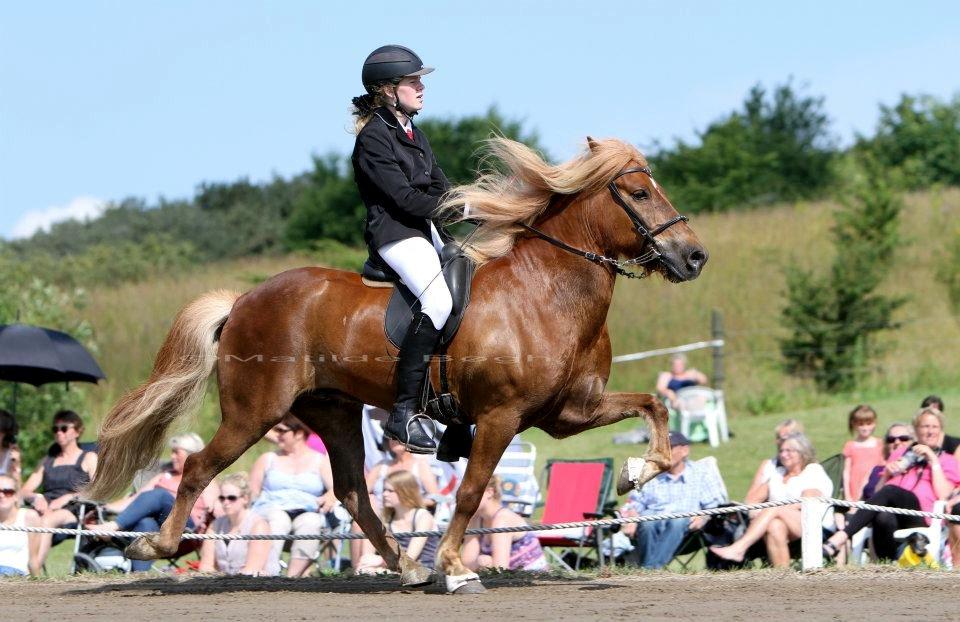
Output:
[306, 433, 327, 455]
[886, 446, 960, 522]
[842, 439, 884, 501]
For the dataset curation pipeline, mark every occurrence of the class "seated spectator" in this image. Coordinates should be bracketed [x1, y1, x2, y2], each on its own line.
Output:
[0, 474, 41, 576]
[842, 405, 884, 501]
[861, 423, 914, 500]
[743, 419, 805, 507]
[462, 475, 548, 572]
[351, 438, 439, 563]
[618, 432, 726, 569]
[95, 433, 219, 571]
[199, 473, 279, 576]
[921, 396, 959, 458]
[656, 353, 708, 405]
[355, 470, 439, 574]
[0, 410, 21, 485]
[710, 433, 832, 567]
[249, 414, 336, 577]
[823, 407, 960, 561]
[20, 410, 98, 571]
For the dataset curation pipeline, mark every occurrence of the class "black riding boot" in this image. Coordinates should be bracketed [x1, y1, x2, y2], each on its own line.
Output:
[384, 311, 440, 454]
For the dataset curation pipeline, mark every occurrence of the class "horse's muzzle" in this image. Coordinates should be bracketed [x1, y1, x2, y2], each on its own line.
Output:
[661, 244, 708, 281]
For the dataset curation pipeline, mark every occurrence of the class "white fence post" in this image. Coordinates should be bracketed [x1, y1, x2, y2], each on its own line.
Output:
[801, 497, 827, 571]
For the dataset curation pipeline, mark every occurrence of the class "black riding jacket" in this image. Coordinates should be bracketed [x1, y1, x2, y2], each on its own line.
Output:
[351, 107, 451, 257]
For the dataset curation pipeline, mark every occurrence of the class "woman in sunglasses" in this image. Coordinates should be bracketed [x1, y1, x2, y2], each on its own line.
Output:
[20, 410, 98, 571]
[860, 423, 914, 500]
[199, 472, 279, 576]
[0, 474, 41, 576]
[94, 432, 221, 571]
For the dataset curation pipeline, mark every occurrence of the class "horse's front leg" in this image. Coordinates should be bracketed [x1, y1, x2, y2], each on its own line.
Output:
[435, 416, 517, 594]
[548, 391, 672, 495]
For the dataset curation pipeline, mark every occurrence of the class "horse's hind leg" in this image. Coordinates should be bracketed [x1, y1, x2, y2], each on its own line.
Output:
[293, 396, 433, 587]
[125, 378, 286, 561]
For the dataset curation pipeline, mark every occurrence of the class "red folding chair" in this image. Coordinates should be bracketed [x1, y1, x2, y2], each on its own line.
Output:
[536, 458, 614, 570]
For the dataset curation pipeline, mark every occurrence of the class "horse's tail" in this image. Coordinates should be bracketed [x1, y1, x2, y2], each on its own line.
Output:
[83, 289, 240, 502]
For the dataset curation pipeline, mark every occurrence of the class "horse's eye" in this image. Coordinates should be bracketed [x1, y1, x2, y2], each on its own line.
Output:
[631, 189, 649, 201]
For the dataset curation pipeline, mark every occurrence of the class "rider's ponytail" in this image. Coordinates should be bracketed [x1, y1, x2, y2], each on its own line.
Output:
[352, 92, 388, 133]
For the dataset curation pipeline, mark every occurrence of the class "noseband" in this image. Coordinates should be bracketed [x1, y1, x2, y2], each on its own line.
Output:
[519, 166, 689, 279]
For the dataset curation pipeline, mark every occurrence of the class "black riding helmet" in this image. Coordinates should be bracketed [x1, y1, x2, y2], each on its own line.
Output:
[361, 44, 434, 116]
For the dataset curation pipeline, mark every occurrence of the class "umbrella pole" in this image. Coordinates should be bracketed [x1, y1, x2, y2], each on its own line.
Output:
[10, 383, 18, 416]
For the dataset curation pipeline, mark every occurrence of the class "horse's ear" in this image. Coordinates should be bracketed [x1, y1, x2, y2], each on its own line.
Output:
[587, 136, 600, 152]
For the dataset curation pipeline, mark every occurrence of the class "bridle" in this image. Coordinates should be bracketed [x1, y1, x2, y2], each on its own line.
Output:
[518, 166, 689, 279]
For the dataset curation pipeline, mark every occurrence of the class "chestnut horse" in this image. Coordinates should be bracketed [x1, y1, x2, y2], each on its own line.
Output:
[85, 137, 707, 592]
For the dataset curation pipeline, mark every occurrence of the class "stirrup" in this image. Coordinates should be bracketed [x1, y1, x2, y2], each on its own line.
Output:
[401, 414, 438, 455]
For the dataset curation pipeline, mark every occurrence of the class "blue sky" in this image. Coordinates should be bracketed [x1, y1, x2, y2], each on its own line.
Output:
[1, 1, 958, 239]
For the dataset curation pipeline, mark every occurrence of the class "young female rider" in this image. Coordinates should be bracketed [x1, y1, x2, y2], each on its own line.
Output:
[351, 44, 453, 454]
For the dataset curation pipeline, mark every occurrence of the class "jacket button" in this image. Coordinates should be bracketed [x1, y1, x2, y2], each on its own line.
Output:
[418, 152, 424, 158]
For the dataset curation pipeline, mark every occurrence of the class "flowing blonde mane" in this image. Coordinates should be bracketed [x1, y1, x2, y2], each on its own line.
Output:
[438, 137, 646, 264]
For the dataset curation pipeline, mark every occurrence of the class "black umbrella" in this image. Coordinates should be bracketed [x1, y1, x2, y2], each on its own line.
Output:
[0, 323, 106, 413]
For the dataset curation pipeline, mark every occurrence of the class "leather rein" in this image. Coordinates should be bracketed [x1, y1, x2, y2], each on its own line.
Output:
[519, 166, 689, 279]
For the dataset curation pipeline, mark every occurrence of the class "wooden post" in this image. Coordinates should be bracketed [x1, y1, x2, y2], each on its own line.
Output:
[711, 309, 724, 391]
[801, 497, 827, 571]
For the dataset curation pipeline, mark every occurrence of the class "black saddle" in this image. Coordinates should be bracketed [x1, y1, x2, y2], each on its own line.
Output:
[362, 243, 476, 349]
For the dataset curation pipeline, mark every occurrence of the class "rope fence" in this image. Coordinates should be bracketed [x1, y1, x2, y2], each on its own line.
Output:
[3, 496, 958, 572]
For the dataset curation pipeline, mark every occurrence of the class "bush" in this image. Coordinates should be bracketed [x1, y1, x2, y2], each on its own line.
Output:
[650, 81, 836, 213]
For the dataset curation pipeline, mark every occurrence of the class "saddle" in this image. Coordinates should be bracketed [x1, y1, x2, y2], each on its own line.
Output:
[361, 243, 477, 461]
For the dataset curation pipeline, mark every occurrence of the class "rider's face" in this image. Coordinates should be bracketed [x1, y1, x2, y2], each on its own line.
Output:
[393, 76, 424, 113]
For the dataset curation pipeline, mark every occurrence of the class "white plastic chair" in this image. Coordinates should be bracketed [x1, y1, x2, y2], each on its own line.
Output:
[672, 386, 729, 447]
[493, 436, 539, 516]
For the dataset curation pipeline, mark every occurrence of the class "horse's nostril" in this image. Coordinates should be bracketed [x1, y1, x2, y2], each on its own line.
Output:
[687, 249, 708, 271]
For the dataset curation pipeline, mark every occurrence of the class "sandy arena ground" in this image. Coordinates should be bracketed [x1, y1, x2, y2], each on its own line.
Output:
[6, 568, 959, 621]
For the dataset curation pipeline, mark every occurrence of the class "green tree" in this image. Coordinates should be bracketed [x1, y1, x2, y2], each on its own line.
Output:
[780, 157, 906, 391]
[284, 154, 366, 248]
[855, 94, 960, 189]
[651, 81, 836, 212]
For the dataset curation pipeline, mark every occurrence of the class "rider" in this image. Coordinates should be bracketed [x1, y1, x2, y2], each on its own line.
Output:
[351, 44, 452, 454]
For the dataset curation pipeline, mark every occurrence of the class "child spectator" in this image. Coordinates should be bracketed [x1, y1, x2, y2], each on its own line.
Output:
[355, 470, 439, 574]
[0, 410, 20, 485]
[199, 473, 279, 576]
[842, 405, 884, 501]
[462, 475, 548, 572]
[0, 474, 41, 576]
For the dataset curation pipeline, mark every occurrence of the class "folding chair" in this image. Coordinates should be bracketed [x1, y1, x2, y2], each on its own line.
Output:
[536, 458, 614, 570]
[493, 436, 539, 517]
[673, 386, 729, 447]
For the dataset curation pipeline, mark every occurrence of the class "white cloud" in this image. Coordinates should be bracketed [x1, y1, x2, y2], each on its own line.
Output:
[11, 196, 107, 239]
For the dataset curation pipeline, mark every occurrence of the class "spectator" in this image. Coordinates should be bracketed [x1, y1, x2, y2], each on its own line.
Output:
[351, 438, 439, 563]
[199, 473, 279, 576]
[20, 410, 98, 571]
[0, 474, 41, 576]
[618, 432, 726, 569]
[842, 405, 884, 501]
[95, 433, 220, 572]
[0, 410, 20, 484]
[744, 419, 805, 506]
[823, 407, 960, 561]
[656, 353, 708, 405]
[249, 414, 336, 577]
[462, 475, 549, 572]
[861, 423, 914, 500]
[710, 433, 832, 567]
[920, 396, 959, 459]
[355, 470, 439, 574]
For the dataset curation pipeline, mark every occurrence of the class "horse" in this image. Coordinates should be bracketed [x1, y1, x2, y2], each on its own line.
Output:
[84, 136, 707, 593]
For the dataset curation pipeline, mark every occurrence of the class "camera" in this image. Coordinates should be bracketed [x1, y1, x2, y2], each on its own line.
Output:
[900, 447, 926, 469]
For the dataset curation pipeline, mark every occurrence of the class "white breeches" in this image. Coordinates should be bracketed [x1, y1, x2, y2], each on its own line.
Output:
[377, 223, 452, 331]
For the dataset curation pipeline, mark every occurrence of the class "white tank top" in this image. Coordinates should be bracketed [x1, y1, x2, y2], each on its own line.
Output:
[0, 509, 30, 574]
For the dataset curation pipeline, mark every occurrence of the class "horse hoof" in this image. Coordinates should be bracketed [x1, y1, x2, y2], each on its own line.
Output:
[124, 535, 168, 561]
[616, 457, 660, 495]
[400, 563, 435, 588]
[452, 579, 486, 595]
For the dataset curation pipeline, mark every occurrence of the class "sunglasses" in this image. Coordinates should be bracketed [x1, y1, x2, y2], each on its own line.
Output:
[0, 488, 16, 497]
[218, 495, 241, 503]
[886, 435, 913, 443]
[52, 425, 74, 434]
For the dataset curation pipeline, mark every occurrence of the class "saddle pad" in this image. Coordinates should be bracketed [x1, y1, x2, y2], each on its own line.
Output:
[383, 245, 475, 348]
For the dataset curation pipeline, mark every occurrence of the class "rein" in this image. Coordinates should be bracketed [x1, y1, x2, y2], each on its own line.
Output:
[518, 166, 688, 279]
